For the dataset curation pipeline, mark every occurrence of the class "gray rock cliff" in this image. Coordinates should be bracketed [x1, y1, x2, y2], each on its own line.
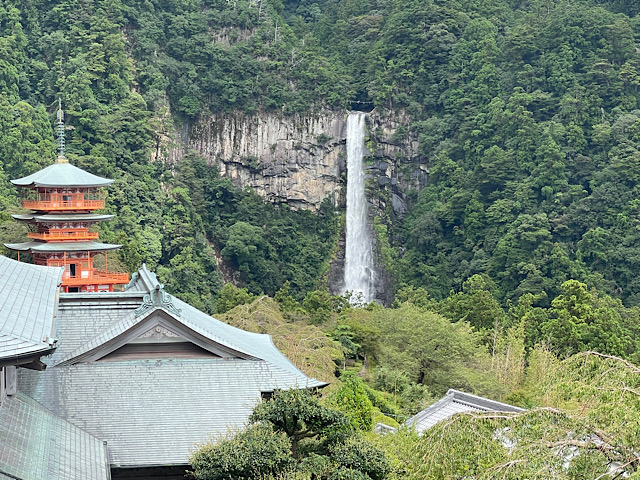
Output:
[163, 109, 427, 303]
[164, 109, 427, 214]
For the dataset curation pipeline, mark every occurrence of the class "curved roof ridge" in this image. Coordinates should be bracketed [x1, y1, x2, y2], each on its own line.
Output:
[108, 265, 324, 385]
[170, 295, 320, 381]
[12, 213, 115, 222]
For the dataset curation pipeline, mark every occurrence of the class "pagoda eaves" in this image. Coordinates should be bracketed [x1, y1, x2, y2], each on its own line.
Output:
[5, 103, 127, 293]
[11, 161, 113, 188]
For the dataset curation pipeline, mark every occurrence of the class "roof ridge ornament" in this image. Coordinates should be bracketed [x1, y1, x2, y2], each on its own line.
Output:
[56, 98, 68, 164]
[134, 283, 182, 318]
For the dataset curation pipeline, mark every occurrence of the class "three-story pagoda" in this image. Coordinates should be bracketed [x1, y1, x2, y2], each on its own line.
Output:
[4, 102, 128, 292]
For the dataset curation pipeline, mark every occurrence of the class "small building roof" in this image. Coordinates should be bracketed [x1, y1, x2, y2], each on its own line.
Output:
[0, 256, 62, 367]
[12, 213, 115, 223]
[0, 392, 109, 480]
[4, 241, 122, 253]
[11, 162, 113, 188]
[405, 389, 524, 434]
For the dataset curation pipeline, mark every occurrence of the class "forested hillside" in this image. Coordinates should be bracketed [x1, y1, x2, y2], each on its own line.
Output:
[3, 0, 640, 475]
[2, 0, 640, 312]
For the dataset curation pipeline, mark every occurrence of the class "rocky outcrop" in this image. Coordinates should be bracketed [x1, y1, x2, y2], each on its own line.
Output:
[165, 108, 427, 304]
[166, 109, 427, 214]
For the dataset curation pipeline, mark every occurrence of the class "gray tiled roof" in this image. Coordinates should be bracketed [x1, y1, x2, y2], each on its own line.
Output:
[405, 389, 524, 433]
[0, 392, 109, 480]
[18, 264, 326, 468]
[52, 278, 324, 386]
[12, 214, 114, 223]
[11, 162, 113, 188]
[0, 256, 63, 363]
[120, 265, 324, 383]
[4, 241, 122, 253]
[19, 358, 310, 467]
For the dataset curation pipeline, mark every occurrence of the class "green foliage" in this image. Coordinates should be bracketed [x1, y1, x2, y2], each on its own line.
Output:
[330, 325, 361, 366]
[0, 95, 55, 178]
[413, 409, 634, 480]
[534, 351, 640, 449]
[362, 302, 501, 399]
[250, 388, 350, 459]
[438, 274, 505, 332]
[190, 423, 294, 480]
[329, 437, 390, 480]
[328, 374, 374, 431]
[190, 388, 391, 480]
[369, 351, 640, 480]
[539, 280, 639, 358]
[220, 296, 340, 383]
[371, 366, 431, 415]
[397, 351, 640, 480]
[302, 289, 348, 325]
[216, 283, 258, 313]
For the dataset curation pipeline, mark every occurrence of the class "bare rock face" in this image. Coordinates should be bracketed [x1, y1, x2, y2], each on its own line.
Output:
[167, 111, 344, 210]
[165, 109, 427, 304]
[166, 109, 427, 213]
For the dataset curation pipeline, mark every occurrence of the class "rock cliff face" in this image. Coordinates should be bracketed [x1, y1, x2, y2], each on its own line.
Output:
[166, 108, 428, 303]
[167, 109, 427, 215]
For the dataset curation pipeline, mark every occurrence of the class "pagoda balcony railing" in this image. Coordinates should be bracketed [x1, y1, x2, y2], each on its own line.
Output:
[22, 199, 105, 211]
[28, 231, 100, 241]
[62, 271, 129, 286]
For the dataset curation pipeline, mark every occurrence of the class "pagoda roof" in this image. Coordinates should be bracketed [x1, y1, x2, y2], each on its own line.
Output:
[0, 256, 63, 367]
[4, 241, 122, 253]
[11, 161, 113, 188]
[12, 213, 114, 223]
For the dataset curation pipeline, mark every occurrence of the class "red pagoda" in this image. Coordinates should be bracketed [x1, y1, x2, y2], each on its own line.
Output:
[4, 101, 128, 292]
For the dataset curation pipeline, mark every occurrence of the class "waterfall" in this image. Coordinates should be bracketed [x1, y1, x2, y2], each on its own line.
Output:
[342, 112, 375, 303]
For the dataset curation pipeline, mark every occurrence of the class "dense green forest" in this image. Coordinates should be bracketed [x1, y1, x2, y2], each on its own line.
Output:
[3, 0, 640, 310]
[1, 0, 640, 354]
[3, 0, 640, 476]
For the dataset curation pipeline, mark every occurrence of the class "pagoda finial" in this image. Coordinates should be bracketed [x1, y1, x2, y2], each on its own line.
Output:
[56, 98, 68, 164]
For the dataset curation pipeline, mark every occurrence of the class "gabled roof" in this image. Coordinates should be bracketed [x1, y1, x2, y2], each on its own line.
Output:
[0, 392, 109, 480]
[55, 307, 253, 366]
[17, 264, 326, 468]
[405, 389, 524, 433]
[0, 256, 62, 367]
[121, 265, 323, 383]
[11, 162, 113, 188]
[4, 241, 122, 253]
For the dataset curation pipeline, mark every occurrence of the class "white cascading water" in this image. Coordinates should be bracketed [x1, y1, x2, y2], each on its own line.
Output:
[342, 112, 375, 303]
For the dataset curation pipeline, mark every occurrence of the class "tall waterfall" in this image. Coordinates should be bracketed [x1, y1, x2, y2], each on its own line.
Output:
[342, 112, 375, 303]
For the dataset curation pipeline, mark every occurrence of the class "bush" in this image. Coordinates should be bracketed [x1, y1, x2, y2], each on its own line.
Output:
[190, 423, 293, 480]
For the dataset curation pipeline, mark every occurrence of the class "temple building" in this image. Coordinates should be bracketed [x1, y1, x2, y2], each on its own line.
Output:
[0, 256, 325, 479]
[4, 103, 128, 292]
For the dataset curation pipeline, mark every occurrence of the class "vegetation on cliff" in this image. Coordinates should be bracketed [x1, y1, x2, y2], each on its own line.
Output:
[2, 1, 640, 472]
[3, 0, 640, 315]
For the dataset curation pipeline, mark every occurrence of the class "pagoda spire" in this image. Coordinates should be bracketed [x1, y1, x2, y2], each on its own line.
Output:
[5, 105, 129, 293]
[56, 98, 67, 164]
